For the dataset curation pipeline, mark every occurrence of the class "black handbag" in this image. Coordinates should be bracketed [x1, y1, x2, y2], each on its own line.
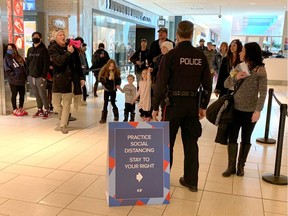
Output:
[206, 79, 244, 126]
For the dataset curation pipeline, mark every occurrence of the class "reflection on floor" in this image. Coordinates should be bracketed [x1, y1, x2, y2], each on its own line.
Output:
[0, 85, 287, 216]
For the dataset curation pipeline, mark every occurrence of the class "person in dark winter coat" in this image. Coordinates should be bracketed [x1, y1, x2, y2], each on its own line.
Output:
[90, 43, 110, 97]
[150, 28, 175, 60]
[214, 39, 243, 97]
[48, 29, 85, 134]
[212, 42, 228, 79]
[130, 38, 151, 90]
[26, 31, 50, 118]
[4, 43, 28, 116]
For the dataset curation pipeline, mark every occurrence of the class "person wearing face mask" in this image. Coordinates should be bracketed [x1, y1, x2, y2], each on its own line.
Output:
[26, 31, 50, 118]
[4, 43, 28, 116]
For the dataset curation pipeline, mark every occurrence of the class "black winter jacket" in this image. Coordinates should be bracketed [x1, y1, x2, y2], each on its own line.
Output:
[26, 42, 50, 78]
[48, 43, 84, 94]
[100, 75, 121, 92]
[4, 54, 27, 86]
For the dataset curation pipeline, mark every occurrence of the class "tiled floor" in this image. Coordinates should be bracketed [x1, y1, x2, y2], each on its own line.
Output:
[0, 85, 287, 216]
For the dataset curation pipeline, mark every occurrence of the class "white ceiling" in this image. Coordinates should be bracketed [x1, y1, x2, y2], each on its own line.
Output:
[124, 0, 287, 16]
[124, 0, 287, 35]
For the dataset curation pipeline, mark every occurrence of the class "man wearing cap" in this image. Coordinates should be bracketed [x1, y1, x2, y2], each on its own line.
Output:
[150, 27, 175, 60]
[197, 39, 207, 51]
[152, 21, 212, 192]
[130, 38, 151, 90]
[90, 43, 110, 97]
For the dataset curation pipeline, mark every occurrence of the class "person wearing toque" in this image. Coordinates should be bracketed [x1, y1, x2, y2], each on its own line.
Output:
[48, 29, 85, 134]
[197, 38, 207, 51]
[150, 27, 175, 59]
[91, 43, 110, 97]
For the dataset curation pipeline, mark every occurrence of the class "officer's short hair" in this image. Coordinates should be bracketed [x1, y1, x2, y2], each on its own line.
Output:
[177, 21, 194, 39]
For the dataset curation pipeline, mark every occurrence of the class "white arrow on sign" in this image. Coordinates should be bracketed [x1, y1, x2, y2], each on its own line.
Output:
[136, 172, 143, 182]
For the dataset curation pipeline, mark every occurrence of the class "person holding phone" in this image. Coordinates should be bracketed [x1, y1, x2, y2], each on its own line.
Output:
[91, 43, 110, 97]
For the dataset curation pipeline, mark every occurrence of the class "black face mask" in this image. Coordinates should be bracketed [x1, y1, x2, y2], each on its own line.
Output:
[32, 38, 41, 44]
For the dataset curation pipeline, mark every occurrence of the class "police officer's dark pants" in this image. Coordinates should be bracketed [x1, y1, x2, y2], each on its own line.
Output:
[164, 97, 202, 187]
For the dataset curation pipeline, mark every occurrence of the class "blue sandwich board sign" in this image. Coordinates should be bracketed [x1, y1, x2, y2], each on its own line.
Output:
[107, 121, 170, 206]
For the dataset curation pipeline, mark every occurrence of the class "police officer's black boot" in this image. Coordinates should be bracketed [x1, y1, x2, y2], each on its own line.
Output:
[113, 108, 119, 121]
[99, 111, 107, 124]
[237, 143, 251, 176]
[130, 113, 135, 122]
[222, 143, 238, 177]
[123, 109, 128, 122]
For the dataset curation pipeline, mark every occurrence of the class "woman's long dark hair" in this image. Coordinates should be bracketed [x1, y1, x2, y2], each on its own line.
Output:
[244, 42, 264, 70]
[227, 39, 243, 68]
[7, 43, 24, 64]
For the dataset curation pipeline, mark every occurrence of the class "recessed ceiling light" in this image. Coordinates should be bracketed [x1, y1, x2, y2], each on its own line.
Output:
[250, 2, 255, 5]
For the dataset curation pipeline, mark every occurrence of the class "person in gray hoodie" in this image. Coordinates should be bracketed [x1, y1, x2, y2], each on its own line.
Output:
[26, 31, 50, 118]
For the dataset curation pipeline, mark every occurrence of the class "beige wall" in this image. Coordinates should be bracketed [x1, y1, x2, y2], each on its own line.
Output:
[264, 58, 288, 85]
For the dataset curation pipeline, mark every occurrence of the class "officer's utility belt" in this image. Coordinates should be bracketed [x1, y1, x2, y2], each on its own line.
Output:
[170, 90, 198, 97]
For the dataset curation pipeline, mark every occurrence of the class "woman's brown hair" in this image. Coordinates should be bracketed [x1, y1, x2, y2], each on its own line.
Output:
[98, 59, 120, 80]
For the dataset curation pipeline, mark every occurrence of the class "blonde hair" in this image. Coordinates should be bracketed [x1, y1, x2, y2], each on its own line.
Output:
[127, 74, 135, 80]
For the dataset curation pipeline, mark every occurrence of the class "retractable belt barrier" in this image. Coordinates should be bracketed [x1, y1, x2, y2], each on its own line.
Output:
[259, 88, 287, 185]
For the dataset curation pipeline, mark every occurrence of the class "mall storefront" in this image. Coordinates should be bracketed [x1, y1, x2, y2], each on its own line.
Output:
[0, 0, 159, 115]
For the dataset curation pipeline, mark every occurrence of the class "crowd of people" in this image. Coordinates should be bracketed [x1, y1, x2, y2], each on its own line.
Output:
[4, 21, 268, 192]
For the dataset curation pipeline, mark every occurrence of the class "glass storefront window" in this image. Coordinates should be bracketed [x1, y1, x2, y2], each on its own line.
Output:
[92, 12, 136, 69]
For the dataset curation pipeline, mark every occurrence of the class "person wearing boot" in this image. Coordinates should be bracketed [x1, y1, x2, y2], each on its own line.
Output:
[222, 42, 267, 177]
[117, 74, 136, 122]
[91, 43, 110, 97]
[48, 29, 85, 134]
[98, 59, 121, 124]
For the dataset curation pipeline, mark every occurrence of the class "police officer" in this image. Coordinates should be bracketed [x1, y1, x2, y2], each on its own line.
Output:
[152, 21, 212, 192]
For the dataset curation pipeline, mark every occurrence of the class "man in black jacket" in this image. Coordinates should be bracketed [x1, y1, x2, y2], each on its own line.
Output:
[130, 38, 151, 90]
[150, 28, 175, 60]
[91, 43, 110, 97]
[26, 31, 50, 118]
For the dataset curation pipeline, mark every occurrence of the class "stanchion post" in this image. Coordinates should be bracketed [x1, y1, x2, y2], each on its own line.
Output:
[274, 104, 287, 176]
[262, 103, 287, 185]
[256, 88, 276, 144]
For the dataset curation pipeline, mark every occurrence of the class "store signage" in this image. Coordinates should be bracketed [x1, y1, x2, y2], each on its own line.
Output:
[107, 122, 170, 206]
[7, 0, 13, 42]
[106, 0, 151, 23]
[14, 17, 24, 34]
[13, 0, 23, 16]
[23, 0, 35, 11]
[7, 0, 24, 48]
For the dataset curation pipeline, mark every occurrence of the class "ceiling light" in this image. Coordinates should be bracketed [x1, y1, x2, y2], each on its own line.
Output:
[250, 2, 256, 5]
